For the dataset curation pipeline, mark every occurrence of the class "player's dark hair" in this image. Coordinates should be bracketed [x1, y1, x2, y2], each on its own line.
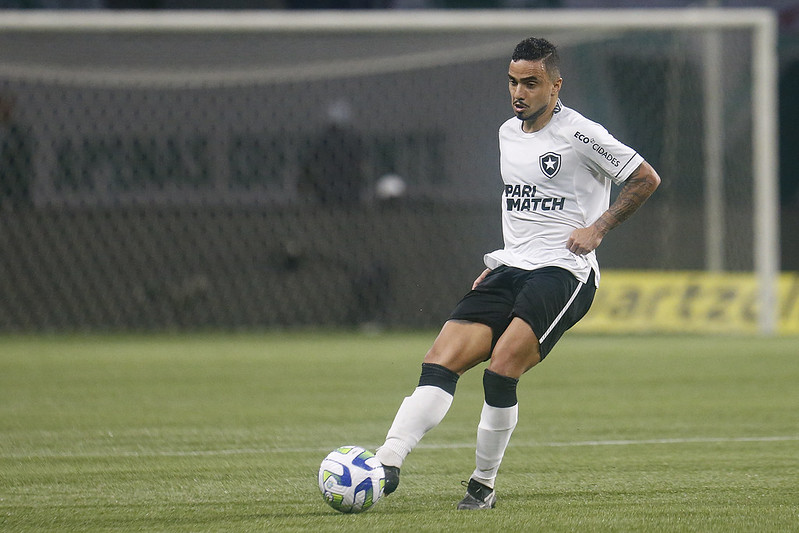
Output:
[511, 37, 560, 81]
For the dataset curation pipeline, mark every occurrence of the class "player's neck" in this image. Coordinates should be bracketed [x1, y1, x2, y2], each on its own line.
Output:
[522, 111, 554, 133]
[521, 99, 558, 133]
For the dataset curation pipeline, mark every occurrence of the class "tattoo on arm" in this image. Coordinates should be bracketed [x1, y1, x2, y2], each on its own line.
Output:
[594, 163, 660, 235]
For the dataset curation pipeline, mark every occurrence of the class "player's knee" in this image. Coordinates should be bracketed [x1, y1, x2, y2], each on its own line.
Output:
[423, 343, 457, 369]
[489, 319, 541, 377]
[488, 343, 541, 378]
[423, 321, 492, 374]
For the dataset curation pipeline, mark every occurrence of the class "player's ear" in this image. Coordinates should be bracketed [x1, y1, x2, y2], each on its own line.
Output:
[551, 77, 562, 96]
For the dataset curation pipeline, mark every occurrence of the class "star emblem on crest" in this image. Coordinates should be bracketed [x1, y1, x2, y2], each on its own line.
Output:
[539, 152, 561, 178]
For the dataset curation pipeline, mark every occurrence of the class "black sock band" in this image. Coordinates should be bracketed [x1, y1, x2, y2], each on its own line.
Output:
[483, 369, 519, 408]
[418, 363, 460, 396]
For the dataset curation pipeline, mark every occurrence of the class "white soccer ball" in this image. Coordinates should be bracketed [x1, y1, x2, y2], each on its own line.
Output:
[318, 445, 385, 513]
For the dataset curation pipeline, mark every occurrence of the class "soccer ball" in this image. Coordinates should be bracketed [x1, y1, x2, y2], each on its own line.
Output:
[318, 445, 385, 513]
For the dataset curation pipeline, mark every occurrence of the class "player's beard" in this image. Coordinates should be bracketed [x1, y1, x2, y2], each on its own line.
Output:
[516, 101, 550, 124]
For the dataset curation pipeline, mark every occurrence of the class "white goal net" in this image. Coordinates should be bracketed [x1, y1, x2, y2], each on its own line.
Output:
[0, 9, 779, 332]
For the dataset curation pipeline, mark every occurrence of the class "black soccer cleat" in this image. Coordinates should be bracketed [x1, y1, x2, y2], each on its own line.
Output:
[456, 478, 496, 510]
[382, 465, 400, 495]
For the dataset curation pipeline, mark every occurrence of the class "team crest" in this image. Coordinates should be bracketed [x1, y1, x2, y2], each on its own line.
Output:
[539, 152, 561, 179]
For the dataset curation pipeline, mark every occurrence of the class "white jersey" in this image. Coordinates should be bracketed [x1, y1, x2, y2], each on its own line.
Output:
[484, 101, 644, 286]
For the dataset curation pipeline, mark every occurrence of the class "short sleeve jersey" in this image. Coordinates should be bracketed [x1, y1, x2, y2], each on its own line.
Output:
[484, 101, 644, 286]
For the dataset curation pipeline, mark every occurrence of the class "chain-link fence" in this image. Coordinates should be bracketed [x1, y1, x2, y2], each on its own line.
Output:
[0, 14, 768, 330]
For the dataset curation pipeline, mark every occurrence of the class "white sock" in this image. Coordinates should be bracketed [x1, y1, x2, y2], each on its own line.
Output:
[376, 385, 454, 467]
[471, 402, 519, 489]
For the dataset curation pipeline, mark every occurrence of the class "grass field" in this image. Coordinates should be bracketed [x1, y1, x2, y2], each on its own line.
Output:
[1, 332, 797, 532]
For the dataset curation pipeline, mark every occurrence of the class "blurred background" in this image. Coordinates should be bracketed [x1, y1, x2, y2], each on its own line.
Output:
[0, 2, 796, 332]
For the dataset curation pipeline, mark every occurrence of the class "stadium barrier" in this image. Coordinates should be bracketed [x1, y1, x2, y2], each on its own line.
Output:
[576, 270, 799, 335]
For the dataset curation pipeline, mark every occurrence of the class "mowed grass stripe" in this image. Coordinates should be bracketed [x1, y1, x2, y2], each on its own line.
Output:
[2, 434, 798, 459]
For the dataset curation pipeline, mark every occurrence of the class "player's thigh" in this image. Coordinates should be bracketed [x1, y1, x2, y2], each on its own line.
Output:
[513, 267, 596, 360]
[424, 319, 493, 375]
[488, 317, 542, 379]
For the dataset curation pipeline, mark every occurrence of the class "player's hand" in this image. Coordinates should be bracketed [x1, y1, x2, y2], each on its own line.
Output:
[566, 226, 604, 256]
[472, 268, 491, 290]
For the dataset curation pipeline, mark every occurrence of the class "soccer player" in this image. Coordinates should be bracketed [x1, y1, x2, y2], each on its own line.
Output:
[374, 37, 661, 510]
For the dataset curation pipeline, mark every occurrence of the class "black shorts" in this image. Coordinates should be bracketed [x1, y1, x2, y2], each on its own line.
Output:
[448, 265, 596, 359]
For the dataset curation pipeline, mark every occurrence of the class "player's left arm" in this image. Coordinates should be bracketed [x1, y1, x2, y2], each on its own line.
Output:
[566, 160, 661, 256]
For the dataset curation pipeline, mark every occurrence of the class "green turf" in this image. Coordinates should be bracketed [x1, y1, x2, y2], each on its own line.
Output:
[1, 332, 797, 532]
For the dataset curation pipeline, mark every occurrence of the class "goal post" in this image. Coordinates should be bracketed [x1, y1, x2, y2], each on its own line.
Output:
[0, 9, 780, 334]
[751, 13, 780, 335]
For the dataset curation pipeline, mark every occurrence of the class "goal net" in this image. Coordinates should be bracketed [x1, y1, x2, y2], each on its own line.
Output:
[0, 9, 779, 332]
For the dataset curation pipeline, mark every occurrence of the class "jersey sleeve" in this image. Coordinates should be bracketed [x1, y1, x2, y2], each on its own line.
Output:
[567, 120, 644, 185]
